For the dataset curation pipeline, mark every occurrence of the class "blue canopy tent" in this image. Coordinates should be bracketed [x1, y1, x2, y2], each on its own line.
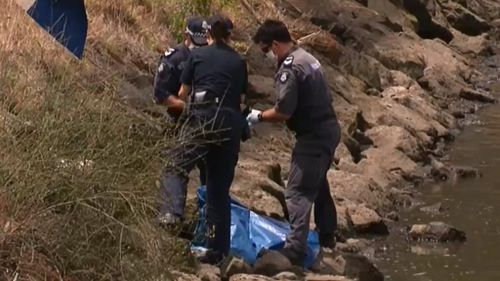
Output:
[19, 0, 88, 59]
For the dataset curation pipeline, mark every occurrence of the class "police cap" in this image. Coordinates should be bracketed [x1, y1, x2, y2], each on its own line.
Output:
[186, 16, 208, 46]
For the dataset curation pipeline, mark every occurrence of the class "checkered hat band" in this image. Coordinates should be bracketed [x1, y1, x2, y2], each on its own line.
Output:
[186, 28, 207, 38]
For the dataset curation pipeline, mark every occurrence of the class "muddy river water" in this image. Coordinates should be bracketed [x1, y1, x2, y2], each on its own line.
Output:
[377, 82, 500, 281]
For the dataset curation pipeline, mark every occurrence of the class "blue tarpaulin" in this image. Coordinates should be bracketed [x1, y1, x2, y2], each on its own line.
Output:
[24, 0, 88, 59]
[192, 187, 320, 268]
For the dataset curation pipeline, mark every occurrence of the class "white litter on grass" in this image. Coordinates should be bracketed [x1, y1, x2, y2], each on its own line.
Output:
[58, 159, 95, 171]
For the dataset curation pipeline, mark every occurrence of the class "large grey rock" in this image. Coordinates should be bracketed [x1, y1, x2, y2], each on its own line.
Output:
[229, 275, 273, 281]
[172, 271, 203, 281]
[368, 37, 426, 79]
[459, 87, 496, 103]
[440, 1, 491, 36]
[328, 170, 392, 213]
[339, 50, 384, 90]
[431, 158, 482, 182]
[221, 257, 252, 280]
[366, 0, 418, 32]
[453, 165, 482, 179]
[313, 253, 384, 281]
[335, 204, 351, 233]
[256, 177, 287, 219]
[462, 0, 500, 21]
[305, 274, 354, 281]
[377, 86, 452, 138]
[273, 272, 300, 280]
[311, 256, 339, 275]
[408, 222, 467, 242]
[348, 205, 389, 235]
[247, 75, 276, 103]
[450, 32, 492, 56]
[231, 159, 287, 220]
[430, 158, 453, 181]
[365, 125, 425, 162]
[253, 251, 292, 277]
[401, 0, 454, 42]
[389, 188, 415, 208]
[198, 264, 221, 281]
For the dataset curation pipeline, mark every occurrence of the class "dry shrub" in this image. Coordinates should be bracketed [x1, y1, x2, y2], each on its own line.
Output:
[0, 1, 196, 280]
[0, 0, 248, 279]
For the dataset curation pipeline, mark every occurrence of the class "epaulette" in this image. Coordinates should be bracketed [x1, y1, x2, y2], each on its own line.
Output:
[157, 62, 165, 73]
[164, 48, 176, 58]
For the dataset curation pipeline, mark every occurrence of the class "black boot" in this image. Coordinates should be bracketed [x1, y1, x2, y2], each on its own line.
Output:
[319, 233, 336, 249]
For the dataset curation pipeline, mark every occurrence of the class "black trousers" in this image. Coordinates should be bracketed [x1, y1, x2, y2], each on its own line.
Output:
[161, 106, 243, 255]
[284, 121, 341, 257]
[160, 116, 207, 220]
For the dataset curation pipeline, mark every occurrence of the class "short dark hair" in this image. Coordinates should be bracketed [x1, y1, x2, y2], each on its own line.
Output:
[252, 19, 292, 45]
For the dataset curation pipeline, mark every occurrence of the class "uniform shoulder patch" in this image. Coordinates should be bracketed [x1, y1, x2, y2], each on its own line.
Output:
[157, 63, 165, 73]
[164, 48, 176, 57]
[283, 56, 294, 66]
[311, 60, 321, 70]
[279, 72, 289, 83]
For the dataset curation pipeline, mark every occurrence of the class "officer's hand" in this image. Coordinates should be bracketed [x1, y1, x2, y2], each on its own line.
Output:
[246, 109, 262, 125]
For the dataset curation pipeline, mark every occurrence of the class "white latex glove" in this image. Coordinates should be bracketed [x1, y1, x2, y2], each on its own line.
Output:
[246, 109, 262, 125]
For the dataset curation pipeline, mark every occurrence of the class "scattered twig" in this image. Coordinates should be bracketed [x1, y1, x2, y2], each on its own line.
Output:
[297, 30, 322, 45]
[241, 0, 262, 25]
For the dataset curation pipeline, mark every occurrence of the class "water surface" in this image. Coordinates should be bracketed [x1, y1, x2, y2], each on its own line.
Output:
[378, 82, 500, 281]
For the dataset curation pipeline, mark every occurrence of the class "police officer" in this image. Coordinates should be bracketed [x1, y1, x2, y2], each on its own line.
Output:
[248, 20, 341, 266]
[154, 16, 208, 226]
[154, 16, 208, 114]
[174, 14, 247, 264]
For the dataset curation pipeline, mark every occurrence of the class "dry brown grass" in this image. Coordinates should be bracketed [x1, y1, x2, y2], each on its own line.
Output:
[0, 0, 245, 280]
[0, 0, 260, 278]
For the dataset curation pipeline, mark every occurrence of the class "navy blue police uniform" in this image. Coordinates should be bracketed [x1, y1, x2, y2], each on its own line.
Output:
[273, 46, 341, 265]
[155, 17, 209, 225]
[153, 44, 190, 106]
[163, 16, 248, 261]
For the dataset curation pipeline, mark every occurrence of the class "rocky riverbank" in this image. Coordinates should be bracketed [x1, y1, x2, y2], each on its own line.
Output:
[176, 0, 500, 280]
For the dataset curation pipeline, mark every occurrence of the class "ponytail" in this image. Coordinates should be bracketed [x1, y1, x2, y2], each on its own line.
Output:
[208, 21, 230, 45]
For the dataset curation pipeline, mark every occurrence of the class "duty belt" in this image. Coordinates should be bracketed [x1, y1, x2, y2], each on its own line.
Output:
[190, 90, 220, 109]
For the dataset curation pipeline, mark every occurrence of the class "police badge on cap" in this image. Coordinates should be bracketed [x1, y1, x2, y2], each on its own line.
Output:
[186, 16, 208, 46]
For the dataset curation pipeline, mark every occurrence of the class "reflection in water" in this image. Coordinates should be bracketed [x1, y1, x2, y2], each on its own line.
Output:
[410, 245, 450, 256]
[378, 97, 500, 280]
